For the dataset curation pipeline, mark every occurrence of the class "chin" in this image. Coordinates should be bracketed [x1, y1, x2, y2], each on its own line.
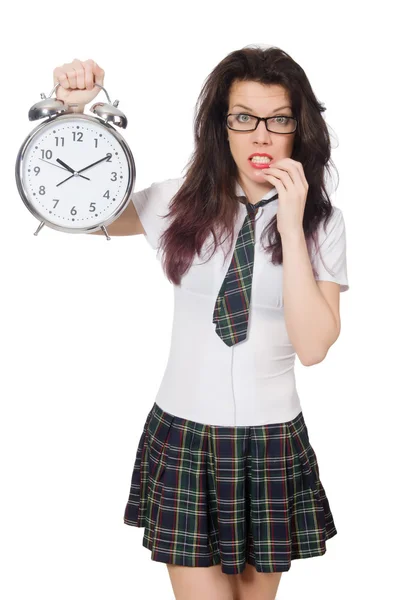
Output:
[246, 170, 272, 184]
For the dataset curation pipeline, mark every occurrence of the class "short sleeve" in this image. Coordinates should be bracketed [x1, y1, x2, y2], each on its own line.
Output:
[311, 206, 349, 292]
[130, 177, 183, 251]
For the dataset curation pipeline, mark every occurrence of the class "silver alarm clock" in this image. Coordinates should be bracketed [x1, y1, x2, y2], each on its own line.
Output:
[15, 82, 136, 240]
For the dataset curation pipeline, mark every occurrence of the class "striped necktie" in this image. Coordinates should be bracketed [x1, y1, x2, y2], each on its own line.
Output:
[212, 191, 279, 346]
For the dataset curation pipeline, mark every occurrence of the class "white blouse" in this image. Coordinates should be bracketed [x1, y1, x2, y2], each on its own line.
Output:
[131, 177, 349, 426]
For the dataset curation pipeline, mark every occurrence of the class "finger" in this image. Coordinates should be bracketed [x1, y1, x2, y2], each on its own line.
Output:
[262, 172, 286, 191]
[263, 166, 294, 186]
[286, 163, 307, 190]
[53, 66, 69, 90]
[277, 161, 306, 189]
[83, 59, 95, 90]
[296, 163, 309, 189]
[283, 163, 301, 187]
[72, 58, 85, 90]
[66, 63, 77, 88]
[92, 61, 105, 87]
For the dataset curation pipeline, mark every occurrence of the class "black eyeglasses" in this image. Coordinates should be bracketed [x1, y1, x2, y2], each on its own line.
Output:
[226, 113, 298, 134]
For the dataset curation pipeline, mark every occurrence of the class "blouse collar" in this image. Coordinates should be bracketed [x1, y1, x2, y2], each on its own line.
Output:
[234, 181, 278, 206]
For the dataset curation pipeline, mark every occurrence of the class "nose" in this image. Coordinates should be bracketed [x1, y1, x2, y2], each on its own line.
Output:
[253, 119, 272, 143]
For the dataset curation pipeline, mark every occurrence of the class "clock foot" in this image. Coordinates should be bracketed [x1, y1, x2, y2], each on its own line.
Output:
[101, 225, 111, 240]
[33, 221, 46, 236]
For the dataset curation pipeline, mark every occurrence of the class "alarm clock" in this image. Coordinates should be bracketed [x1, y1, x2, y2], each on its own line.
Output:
[15, 82, 136, 240]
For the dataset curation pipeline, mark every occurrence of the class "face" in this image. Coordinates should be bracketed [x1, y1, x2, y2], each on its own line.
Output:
[227, 80, 296, 203]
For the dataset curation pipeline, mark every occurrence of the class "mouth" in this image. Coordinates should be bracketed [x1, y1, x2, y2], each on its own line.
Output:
[248, 153, 273, 169]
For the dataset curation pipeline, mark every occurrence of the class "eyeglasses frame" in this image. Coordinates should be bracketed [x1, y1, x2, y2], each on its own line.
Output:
[226, 112, 298, 134]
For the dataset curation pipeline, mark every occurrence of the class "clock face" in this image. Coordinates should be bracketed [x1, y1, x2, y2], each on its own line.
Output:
[18, 115, 133, 230]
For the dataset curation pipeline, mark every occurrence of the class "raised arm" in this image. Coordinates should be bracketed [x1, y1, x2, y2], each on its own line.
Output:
[52, 58, 146, 237]
[90, 199, 146, 236]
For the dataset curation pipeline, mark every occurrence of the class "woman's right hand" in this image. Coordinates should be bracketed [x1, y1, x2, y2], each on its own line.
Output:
[53, 59, 105, 110]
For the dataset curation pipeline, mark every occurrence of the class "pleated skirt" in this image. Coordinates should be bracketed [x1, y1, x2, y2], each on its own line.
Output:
[123, 402, 337, 575]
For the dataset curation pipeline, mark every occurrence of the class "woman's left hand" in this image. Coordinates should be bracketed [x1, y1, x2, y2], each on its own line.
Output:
[261, 158, 309, 236]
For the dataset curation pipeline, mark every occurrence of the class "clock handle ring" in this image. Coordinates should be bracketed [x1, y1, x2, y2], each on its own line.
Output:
[47, 82, 112, 104]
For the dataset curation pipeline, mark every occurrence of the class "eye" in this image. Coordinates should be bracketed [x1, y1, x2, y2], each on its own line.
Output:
[272, 116, 289, 124]
[236, 113, 252, 123]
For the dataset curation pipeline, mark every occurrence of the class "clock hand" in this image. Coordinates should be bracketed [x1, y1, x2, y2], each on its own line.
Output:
[56, 158, 76, 174]
[39, 158, 91, 180]
[77, 154, 111, 174]
[56, 174, 75, 187]
[56, 158, 90, 180]
[56, 154, 110, 187]
[39, 158, 69, 171]
[56, 172, 92, 187]
[56, 157, 91, 186]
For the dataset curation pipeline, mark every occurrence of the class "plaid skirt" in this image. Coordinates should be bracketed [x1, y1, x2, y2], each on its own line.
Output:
[123, 402, 337, 575]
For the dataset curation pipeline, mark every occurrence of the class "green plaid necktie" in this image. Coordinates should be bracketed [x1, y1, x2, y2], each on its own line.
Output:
[212, 192, 279, 346]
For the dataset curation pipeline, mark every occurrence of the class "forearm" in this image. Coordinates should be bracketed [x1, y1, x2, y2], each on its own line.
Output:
[281, 229, 339, 365]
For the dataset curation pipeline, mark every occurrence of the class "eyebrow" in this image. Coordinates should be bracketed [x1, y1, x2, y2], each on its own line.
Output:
[232, 104, 292, 114]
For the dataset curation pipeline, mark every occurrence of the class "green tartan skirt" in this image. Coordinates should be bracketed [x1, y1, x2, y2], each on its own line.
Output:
[123, 402, 337, 575]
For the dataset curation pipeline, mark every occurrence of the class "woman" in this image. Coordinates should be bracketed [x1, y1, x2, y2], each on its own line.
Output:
[53, 45, 349, 600]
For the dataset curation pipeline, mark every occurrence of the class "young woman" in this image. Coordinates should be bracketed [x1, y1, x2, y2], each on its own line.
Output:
[53, 45, 349, 600]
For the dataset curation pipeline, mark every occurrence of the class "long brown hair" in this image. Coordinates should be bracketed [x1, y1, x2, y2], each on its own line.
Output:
[158, 44, 338, 285]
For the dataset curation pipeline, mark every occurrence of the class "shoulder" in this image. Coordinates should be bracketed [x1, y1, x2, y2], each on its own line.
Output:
[309, 205, 348, 269]
[316, 205, 346, 242]
[148, 176, 185, 196]
[322, 204, 344, 225]
[131, 177, 185, 217]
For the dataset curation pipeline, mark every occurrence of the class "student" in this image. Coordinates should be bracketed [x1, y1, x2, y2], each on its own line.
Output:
[52, 45, 349, 600]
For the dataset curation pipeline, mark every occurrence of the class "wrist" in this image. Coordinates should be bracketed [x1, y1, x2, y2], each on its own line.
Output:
[279, 228, 305, 243]
[68, 103, 85, 114]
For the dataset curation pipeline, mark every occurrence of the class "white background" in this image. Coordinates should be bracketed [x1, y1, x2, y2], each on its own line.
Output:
[1, 1, 395, 598]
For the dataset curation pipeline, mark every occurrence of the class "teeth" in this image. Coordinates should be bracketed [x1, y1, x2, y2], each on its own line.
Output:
[251, 156, 271, 163]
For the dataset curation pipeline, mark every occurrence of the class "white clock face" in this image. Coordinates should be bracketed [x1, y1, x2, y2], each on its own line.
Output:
[19, 116, 132, 229]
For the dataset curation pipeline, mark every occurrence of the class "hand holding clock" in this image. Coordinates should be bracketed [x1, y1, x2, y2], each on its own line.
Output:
[53, 59, 105, 111]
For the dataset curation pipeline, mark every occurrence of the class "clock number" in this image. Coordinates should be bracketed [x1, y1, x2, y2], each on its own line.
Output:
[34, 166, 40, 176]
[53, 199, 60, 208]
[72, 131, 83, 142]
[70, 206, 77, 216]
[106, 153, 112, 162]
[40, 149, 52, 159]
[103, 190, 110, 199]
[55, 137, 65, 147]
[89, 202, 96, 212]
[39, 185, 46, 195]
[111, 172, 117, 181]
[94, 138, 98, 148]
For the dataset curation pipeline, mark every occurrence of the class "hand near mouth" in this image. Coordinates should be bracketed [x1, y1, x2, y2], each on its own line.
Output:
[259, 157, 309, 236]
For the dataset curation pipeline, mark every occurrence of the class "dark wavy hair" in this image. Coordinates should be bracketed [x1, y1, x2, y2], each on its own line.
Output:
[158, 44, 338, 285]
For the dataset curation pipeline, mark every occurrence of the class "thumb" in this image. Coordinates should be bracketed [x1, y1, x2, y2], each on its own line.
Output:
[92, 62, 105, 87]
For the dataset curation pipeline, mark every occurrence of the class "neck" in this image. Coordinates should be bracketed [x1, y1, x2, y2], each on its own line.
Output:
[237, 175, 275, 204]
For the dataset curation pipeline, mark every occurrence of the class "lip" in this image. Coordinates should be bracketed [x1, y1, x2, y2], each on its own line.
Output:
[249, 160, 271, 170]
[248, 153, 273, 160]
